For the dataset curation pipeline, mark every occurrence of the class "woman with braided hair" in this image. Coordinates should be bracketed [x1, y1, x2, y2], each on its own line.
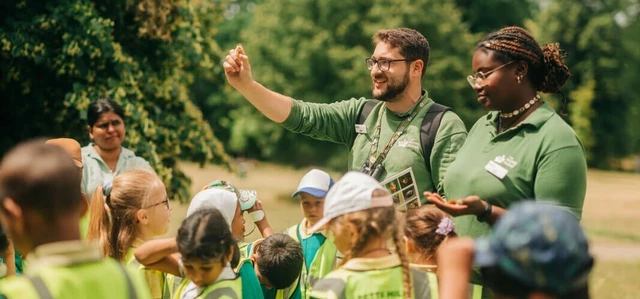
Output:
[425, 26, 587, 298]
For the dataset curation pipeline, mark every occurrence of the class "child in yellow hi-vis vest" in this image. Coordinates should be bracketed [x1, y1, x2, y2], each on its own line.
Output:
[404, 206, 483, 299]
[86, 169, 172, 299]
[0, 140, 151, 299]
[284, 169, 337, 299]
[134, 208, 262, 299]
[308, 172, 434, 299]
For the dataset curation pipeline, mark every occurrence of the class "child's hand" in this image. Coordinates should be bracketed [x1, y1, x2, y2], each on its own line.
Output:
[248, 199, 264, 212]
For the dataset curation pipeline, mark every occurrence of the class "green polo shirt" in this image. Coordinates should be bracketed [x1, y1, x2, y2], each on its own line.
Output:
[282, 91, 467, 201]
[443, 103, 587, 297]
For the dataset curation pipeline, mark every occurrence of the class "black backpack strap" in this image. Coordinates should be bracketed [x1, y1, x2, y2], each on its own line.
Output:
[356, 100, 381, 125]
[27, 276, 53, 299]
[421, 103, 452, 175]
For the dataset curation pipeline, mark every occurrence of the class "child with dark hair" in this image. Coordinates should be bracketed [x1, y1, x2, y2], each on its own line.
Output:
[135, 208, 262, 299]
[437, 201, 594, 299]
[243, 233, 304, 298]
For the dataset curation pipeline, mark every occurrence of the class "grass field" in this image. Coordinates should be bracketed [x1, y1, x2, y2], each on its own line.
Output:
[169, 162, 640, 299]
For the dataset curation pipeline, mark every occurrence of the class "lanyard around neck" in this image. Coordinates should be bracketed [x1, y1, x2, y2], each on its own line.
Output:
[367, 97, 427, 165]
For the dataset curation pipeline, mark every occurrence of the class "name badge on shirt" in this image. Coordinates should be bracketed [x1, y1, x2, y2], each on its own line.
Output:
[355, 124, 367, 134]
[485, 160, 508, 180]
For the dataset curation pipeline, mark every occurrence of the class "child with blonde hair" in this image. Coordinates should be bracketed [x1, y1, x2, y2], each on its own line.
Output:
[86, 169, 172, 299]
[308, 172, 433, 299]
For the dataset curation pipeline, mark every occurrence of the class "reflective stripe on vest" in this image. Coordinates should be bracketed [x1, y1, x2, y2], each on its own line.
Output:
[27, 263, 137, 299]
[286, 224, 338, 299]
[410, 268, 432, 299]
[174, 277, 242, 299]
[27, 276, 52, 299]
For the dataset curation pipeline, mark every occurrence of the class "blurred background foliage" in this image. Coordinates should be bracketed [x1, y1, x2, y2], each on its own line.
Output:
[1, 0, 639, 201]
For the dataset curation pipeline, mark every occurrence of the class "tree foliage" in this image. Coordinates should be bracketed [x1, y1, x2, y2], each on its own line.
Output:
[534, 0, 640, 168]
[454, 0, 539, 34]
[0, 0, 232, 202]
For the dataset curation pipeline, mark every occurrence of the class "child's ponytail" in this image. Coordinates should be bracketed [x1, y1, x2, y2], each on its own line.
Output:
[392, 211, 412, 299]
[86, 184, 112, 257]
[404, 206, 456, 263]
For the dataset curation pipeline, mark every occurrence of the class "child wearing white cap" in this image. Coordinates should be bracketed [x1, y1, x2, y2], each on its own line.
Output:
[307, 172, 433, 299]
[283, 169, 337, 299]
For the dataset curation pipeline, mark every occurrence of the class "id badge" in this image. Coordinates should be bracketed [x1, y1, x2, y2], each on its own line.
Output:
[485, 160, 508, 180]
[355, 124, 367, 134]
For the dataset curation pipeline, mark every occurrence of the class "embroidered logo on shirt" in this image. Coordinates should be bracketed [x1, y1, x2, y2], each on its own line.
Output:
[494, 155, 518, 168]
[397, 139, 420, 150]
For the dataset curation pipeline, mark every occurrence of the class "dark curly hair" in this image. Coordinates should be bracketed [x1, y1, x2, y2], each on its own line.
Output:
[477, 26, 571, 111]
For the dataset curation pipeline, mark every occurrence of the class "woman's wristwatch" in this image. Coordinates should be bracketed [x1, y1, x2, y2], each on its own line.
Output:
[476, 202, 492, 222]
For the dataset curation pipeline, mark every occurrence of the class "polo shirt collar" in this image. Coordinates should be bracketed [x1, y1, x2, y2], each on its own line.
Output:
[27, 241, 102, 274]
[485, 102, 555, 133]
[299, 218, 327, 239]
[385, 90, 431, 119]
[341, 253, 400, 271]
[86, 143, 134, 160]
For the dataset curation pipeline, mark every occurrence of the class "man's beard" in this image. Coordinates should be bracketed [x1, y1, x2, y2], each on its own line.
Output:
[372, 68, 410, 102]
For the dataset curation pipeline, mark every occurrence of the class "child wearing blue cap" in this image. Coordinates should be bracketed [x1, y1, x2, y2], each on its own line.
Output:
[437, 201, 594, 299]
[283, 169, 338, 299]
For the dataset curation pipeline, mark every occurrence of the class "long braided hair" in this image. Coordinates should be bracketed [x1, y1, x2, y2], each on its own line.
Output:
[331, 196, 412, 299]
[477, 26, 571, 112]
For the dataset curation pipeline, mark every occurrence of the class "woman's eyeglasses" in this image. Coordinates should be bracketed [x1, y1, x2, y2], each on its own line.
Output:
[466, 61, 514, 88]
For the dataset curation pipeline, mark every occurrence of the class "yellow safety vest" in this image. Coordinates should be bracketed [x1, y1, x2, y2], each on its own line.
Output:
[0, 259, 150, 299]
[308, 265, 431, 299]
[285, 224, 338, 299]
[422, 270, 483, 299]
[127, 249, 171, 299]
[173, 277, 243, 299]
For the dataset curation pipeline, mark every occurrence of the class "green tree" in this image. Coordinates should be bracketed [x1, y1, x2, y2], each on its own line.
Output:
[0, 0, 232, 201]
[535, 0, 640, 168]
[220, 0, 480, 169]
[454, 0, 539, 33]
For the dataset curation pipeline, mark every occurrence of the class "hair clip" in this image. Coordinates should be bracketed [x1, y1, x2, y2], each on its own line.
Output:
[103, 180, 113, 198]
[435, 217, 455, 235]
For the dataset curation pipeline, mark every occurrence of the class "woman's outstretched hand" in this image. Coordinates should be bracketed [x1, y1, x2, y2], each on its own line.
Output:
[424, 192, 487, 217]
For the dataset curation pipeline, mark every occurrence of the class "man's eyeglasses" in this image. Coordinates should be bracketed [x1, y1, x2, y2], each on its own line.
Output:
[366, 58, 413, 71]
[466, 61, 515, 88]
[144, 199, 170, 210]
